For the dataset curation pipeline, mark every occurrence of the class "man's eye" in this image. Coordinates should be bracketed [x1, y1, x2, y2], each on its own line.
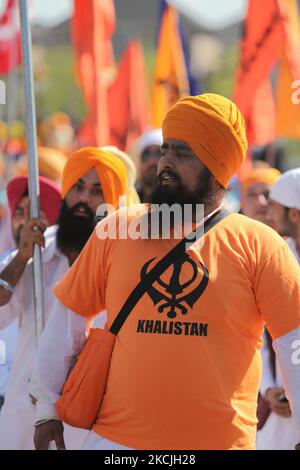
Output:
[177, 151, 189, 159]
[74, 184, 84, 192]
[92, 188, 102, 196]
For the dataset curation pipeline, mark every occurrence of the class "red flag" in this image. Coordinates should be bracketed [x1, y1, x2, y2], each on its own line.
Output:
[0, 0, 21, 75]
[72, 0, 115, 146]
[108, 39, 150, 151]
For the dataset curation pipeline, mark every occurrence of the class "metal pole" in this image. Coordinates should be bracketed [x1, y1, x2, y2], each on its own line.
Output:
[18, 0, 45, 345]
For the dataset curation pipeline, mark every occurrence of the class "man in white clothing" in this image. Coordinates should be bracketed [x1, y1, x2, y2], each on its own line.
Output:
[269, 168, 300, 263]
[0, 175, 61, 412]
[256, 168, 300, 450]
[136, 129, 162, 202]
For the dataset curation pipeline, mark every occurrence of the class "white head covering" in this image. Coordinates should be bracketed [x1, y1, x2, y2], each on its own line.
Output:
[138, 129, 162, 156]
[270, 168, 300, 210]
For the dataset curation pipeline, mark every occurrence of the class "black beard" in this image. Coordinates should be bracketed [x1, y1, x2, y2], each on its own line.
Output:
[149, 167, 216, 209]
[146, 168, 219, 236]
[56, 200, 96, 254]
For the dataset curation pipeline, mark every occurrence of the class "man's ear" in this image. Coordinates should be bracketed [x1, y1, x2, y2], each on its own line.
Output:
[288, 208, 299, 224]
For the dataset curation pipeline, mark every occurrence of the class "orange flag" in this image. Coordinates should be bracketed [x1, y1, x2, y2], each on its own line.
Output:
[108, 39, 150, 151]
[152, 3, 189, 128]
[280, 0, 300, 79]
[234, 0, 285, 118]
[276, 0, 300, 139]
[247, 78, 277, 146]
[234, 0, 300, 146]
[72, 0, 115, 146]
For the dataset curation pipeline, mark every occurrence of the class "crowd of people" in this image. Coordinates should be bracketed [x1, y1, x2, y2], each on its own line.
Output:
[0, 93, 299, 450]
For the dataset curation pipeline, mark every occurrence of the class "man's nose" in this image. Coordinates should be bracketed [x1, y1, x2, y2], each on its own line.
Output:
[160, 151, 176, 171]
[78, 189, 90, 204]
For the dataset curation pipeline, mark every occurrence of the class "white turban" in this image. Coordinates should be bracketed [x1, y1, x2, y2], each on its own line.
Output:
[138, 129, 162, 156]
[270, 168, 300, 210]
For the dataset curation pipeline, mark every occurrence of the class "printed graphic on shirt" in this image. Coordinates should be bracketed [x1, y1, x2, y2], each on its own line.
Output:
[137, 252, 209, 336]
[136, 319, 208, 336]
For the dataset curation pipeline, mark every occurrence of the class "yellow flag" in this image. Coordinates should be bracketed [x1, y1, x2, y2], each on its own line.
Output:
[152, 5, 190, 128]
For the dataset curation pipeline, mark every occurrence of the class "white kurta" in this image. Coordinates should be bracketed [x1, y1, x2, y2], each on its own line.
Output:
[0, 210, 16, 256]
[256, 237, 300, 450]
[256, 346, 300, 450]
[0, 226, 90, 450]
[0, 319, 19, 399]
[286, 237, 300, 265]
[0, 227, 18, 401]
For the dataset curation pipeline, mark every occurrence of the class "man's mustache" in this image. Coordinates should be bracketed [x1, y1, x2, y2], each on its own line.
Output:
[158, 170, 180, 184]
[70, 203, 94, 218]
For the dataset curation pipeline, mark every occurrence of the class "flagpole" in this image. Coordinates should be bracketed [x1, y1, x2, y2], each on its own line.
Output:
[18, 0, 45, 345]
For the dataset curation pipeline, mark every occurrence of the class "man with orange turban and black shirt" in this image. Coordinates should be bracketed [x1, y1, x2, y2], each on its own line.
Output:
[31, 94, 300, 451]
[0, 147, 132, 450]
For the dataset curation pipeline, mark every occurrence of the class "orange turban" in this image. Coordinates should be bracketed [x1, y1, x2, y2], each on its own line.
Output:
[162, 93, 248, 187]
[61, 147, 127, 208]
[241, 168, 281, 193]
[101, 146, 140, 206]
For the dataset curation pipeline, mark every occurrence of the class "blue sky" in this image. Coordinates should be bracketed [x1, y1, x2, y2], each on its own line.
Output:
[0, 0, 247, 29]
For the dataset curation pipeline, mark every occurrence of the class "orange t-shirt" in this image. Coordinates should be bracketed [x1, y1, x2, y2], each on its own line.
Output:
[53, 208, 300, 450]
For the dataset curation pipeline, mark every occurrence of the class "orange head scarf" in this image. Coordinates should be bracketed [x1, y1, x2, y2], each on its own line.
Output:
[101, 146, 140, 206]
[61, 147, 127, 208]
[241, 167, 281, 193]
[162, 93, 248, 187]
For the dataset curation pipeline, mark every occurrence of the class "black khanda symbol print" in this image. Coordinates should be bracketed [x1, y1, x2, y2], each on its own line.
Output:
[140, 252, 209, 319]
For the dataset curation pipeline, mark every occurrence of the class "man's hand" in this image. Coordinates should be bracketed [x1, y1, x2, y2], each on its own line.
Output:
[34, 420, 66, 450]
[18, 202, 46, 263]
[264, 387, 292, 417]
[0, 204, 47, 306]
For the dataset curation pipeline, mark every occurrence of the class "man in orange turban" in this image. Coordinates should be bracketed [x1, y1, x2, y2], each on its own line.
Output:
[61, 147, 127, 208]
[162, 93, 248, 188]
[55, 146, 127, 262]
[0, 146, 131, 450]
[31, 95, 300, 451]
[240, 167, 281, 227]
